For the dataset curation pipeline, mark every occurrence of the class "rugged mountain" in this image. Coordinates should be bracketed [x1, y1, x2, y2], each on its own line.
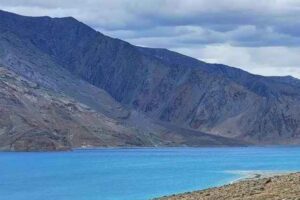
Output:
[0, 10, 246, 151]
[0, 66, 243, 151]
[0, 66, 135, 151]
[0, 10, 300, 147]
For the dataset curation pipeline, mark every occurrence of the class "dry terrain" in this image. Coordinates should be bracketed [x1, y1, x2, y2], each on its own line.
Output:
[156, 173, 300, 200]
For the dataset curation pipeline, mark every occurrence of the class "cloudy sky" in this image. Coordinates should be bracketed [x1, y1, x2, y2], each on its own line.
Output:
[1, 0, 300, 78]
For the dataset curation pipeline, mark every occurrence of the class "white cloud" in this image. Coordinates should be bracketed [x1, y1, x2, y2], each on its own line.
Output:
[172, 45, 300, 78]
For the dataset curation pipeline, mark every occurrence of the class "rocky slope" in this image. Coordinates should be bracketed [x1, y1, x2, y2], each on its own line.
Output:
[156, 173, 300, 200]
[0, 62, 243, 151]
[1, 66, 244, 151]
[0, 66, 142, 151]
[0, 10, 300, 147]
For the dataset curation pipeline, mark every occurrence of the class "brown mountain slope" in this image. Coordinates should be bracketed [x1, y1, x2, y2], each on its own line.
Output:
[0, 66, 148, 151]
[0, 66, 243, 151]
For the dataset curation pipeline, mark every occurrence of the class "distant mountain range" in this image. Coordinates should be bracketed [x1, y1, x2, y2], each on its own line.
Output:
[0, 10, 299, 151]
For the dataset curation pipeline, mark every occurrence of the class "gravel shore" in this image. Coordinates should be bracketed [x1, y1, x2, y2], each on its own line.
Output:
[155, 172, 300, 200]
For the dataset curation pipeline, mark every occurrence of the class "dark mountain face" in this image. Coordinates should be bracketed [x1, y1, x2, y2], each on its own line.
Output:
[0, 10, 300, 149]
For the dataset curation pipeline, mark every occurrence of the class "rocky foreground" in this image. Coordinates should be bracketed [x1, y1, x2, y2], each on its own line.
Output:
[156, 173, 300, 200]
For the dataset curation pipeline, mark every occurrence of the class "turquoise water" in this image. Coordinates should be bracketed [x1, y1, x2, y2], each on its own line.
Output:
[1, 147, 300, 200]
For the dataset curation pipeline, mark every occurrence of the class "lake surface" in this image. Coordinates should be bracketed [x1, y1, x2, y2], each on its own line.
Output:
[1, 147, 300, 200]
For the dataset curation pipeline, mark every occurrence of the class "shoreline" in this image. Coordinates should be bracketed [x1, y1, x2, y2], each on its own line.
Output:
[74, 145, 300, 151]
[2, 145, 300, 153]
[155, 171, 300, 200]
[226, 170, 294, 183]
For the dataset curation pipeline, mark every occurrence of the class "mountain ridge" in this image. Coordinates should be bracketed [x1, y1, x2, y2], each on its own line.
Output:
[0, 10, 300, 150]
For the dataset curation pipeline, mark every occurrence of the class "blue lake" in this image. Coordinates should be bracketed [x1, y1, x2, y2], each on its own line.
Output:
[1, 147, 300, 200]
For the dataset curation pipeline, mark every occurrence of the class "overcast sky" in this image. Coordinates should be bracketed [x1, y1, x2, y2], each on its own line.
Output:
[1, 0, 300, 78]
